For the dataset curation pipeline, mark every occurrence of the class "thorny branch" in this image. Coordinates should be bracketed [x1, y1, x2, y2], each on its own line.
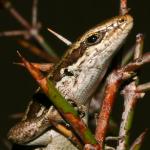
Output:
[116, 33, 145, 150]
[95, 33, 149, 150]
[17, 51, 100, 149]
[116, 82, 145, 150]
[0, 0, 57, 57]
[1, 0, 149, 150]
[95, 52, 150, 149]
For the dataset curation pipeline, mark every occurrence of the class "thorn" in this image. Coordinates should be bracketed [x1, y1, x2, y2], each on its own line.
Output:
[48, 28, 72, 46]
[16, 50, 22, 58]
[16, 50, 48, 92]
[13, 62, 23, 66]
[16, 50, 41, 75]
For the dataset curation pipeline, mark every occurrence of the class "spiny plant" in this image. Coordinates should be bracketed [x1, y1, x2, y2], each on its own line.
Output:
[0, 0, 150, 150]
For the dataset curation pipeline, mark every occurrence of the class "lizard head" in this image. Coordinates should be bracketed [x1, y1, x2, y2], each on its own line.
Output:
[54, 15, 133, 105]
[71, 14, 133, 55]
[53, 15, 133, 83]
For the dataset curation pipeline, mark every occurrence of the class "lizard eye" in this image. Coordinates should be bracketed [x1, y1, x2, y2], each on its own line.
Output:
[86, 33, 103, 46]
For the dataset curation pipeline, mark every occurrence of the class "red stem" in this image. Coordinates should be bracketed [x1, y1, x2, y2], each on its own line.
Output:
[95, 71, 122, 149]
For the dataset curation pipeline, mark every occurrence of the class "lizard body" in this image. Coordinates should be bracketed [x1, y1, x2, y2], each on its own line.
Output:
[8, 14, 133, 149]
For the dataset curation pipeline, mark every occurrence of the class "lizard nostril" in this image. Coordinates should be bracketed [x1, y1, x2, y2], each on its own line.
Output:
[118, 18, 126, 23]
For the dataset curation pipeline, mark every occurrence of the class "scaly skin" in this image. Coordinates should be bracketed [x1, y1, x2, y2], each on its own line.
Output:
[8, 15, 133, 149]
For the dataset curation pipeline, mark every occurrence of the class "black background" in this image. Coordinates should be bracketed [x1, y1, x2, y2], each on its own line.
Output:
[0, 0, 150, 149]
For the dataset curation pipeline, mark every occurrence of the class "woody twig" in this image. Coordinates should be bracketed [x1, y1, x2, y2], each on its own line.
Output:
[95, 52, 150, 149]
[17, 51, 100, 150]
[0, 0, 57, 57]
[95, 32, 147, 149]
[116, 81, 149, 150]
[116, 33, 145, 150]
[120, 0, 129, 15]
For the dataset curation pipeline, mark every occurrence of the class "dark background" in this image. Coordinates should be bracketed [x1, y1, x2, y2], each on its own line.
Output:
[0, 0, 150, 149]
